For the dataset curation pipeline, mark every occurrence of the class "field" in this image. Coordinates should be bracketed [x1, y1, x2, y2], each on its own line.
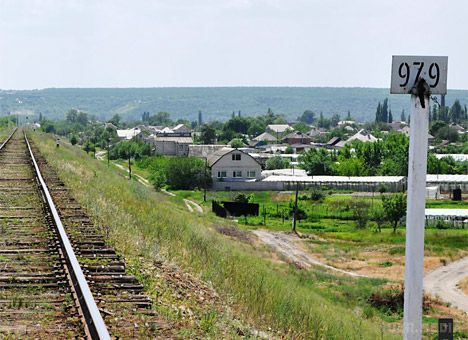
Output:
[28, 130, 418, 339]
[2, 87, 468, 122]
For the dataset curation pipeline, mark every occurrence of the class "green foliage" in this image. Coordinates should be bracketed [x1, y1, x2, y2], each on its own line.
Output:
[41, 120, 56, 133]
[309, 188, 325, 201]
[427, 154, 467, 174]
[200, 124, 216, 144]
[234, 193, 251, 203]
[164, 157, 209, 190]
[292, 122, 310, 134]
[349, 201, 370, 229]
[230, 138, 244, 148]
[2, 87, 468, 123]
[299, 148, 334, 175]
[110, 140, 150, 160]
[70, 135, 78, 145]
[147, 112, 172, 126]
[381, 193, 407, 233]
[298, 110, 316, 124]
[265, 156, 290, 170]
[83, 141, 95, 154]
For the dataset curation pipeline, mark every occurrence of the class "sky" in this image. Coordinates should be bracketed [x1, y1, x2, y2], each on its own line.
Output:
[0, 0, 467, 90]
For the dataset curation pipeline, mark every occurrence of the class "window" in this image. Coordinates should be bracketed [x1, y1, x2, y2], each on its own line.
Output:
[247, 170, 256, 178]
[217, 171, 227, 178]
[232, 153, 241, 161]
[233, 171, 242, 178]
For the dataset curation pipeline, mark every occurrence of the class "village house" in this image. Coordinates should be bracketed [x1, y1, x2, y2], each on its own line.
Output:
[116, 127, 142, 140]
[335, 129, 379, 148]
[282, 131, 312, 145]
[265, 124, 293, 140]
[208, 148, 262, 186]
[148, 134, 193, 156]
[250, 132, 277, 147]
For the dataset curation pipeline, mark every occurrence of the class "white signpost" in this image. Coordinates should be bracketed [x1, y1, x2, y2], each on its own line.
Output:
[391, 55, 448, 340]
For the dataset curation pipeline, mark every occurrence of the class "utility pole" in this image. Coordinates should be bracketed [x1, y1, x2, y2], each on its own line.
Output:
[292, 182, 299, 233]
[128, 152, 132, 180]
[203, 158, 208, 202]
[107, 142, 110, 167]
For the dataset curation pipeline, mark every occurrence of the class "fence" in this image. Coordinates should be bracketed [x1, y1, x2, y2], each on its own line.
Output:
[211, 201, 259, 217]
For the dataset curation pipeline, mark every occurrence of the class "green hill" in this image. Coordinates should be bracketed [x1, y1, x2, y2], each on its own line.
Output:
[1, 87, 467, 122]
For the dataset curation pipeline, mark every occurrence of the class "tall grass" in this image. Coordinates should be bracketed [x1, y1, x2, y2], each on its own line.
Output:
[31, 132, 398, 339]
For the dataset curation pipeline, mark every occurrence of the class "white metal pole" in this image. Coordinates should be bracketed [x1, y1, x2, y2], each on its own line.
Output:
[403, 94, 429, 340]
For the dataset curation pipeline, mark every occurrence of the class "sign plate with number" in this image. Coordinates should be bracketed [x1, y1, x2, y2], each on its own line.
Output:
[391, 55, 448, 95]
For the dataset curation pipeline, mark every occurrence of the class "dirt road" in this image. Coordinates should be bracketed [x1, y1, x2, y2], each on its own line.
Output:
[252, 230, 367, 277]
[424, 256, 468, 313]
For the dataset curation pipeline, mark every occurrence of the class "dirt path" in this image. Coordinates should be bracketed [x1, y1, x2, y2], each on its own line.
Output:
[95, 151, 203, 213]
[183, 199, 204, 213]
[252, 230, 368, 277]
[424, 256, 468, 313]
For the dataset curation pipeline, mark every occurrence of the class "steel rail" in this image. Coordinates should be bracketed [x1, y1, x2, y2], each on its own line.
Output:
[23, 132, 110, 340]
[0, 127, 17, 151]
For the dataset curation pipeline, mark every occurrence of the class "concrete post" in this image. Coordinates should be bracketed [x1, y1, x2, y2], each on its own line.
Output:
[403, 93, 429, 340]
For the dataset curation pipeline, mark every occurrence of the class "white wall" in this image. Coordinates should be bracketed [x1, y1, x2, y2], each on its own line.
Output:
[212, 151, 262, 181]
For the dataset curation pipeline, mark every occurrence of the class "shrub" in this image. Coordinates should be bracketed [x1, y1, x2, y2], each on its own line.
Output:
[165, 157, 209, 190]
[381, 193, 407, 233]
[265, 155, 290, 170]
[350, 200, 370, 229]
[310, 188, 325, 201]
[234, 193, 251, 203]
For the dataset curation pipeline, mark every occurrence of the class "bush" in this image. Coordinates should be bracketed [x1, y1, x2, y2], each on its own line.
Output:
[165, 157, 209, 190]
[310, 188, 325, 201]
[234, 193, 251, 203]
[350, 200, 370, 229]
[70, 135, 78, 145]
[149, 171, 166, 190]
[265, 156, 290, 170]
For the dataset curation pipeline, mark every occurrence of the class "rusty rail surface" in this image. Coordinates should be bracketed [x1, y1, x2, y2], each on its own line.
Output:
[24, 132, 110, 339]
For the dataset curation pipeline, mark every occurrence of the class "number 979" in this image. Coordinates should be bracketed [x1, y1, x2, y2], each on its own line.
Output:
[398, 62, 440, 88]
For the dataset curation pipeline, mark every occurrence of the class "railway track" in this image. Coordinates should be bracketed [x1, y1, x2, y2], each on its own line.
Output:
[0, 129, 161, 338]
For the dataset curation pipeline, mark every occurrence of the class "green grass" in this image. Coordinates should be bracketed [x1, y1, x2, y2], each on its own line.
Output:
[174, 191, 467, 254]
[31, 131, 400, 339]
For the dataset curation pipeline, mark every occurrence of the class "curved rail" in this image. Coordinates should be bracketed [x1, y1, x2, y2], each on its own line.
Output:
[23, 132, 110, 340]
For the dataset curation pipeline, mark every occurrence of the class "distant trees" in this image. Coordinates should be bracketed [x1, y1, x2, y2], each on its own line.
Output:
[292, 122, 310, 134]
[296, 132, 463, 176]
[375, 98, 390, 123]
[317, 112, 331, 129]
[66, 109, 78, 123]
[431, 99, 467, 124]
[266, 156, 290, 170]
[142, 111, 150, 122]
[109, 140, 151, 160]
[298, 110, 315, 124]
[108, 114, 121, 126]
[299, 148, 334, 175]
[430, 121, 459, 143]
[230, 138, 244, 148]
[200, 125, 216, 144]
